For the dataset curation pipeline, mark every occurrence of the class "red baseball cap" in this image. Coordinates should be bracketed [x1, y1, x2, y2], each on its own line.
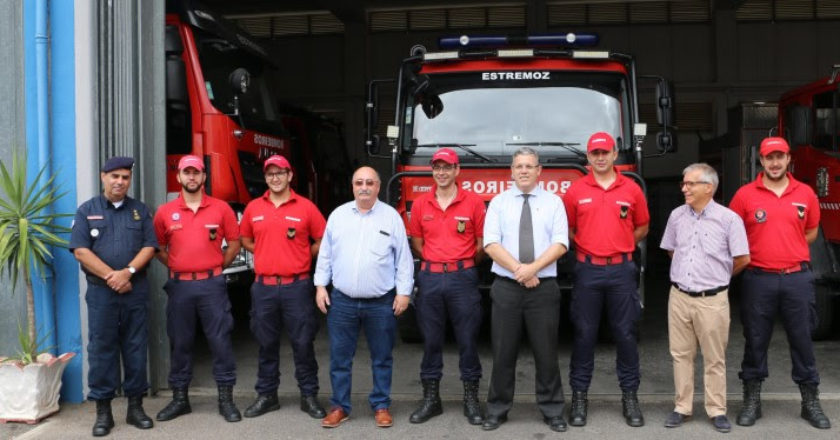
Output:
[263, 155, 292, 171]
[587, 132, 615, 153]
[759, 137, 790, 156]
[178, 155, 205, 171]
[430, 148, 459, 165]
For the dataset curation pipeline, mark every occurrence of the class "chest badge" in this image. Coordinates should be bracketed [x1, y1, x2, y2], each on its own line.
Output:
[755, 209, 767, 223]
[209, 228, 217, 241]
[287, 227, 296, 239]
[797, 205, 805, 220]
[132, 209, 141, 221]
[456, 220, 466, 234]
[172, 212, 180, 221]
[620, 205, 629, 219]
[90, 228, 100, 238]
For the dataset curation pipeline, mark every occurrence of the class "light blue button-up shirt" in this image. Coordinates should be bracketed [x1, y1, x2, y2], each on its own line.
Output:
[314, 199, 414, 298]
[484, 185, 569, 278]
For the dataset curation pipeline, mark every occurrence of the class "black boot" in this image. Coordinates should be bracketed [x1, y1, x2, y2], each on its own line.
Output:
[125, 395, 153, 429]
[409, 379, 443, 423]
[92, 399, 114, 437]
[621, 390, 644, 427]
[799, 383, 831, 429]
[463, 380, 483, 425]
[300, 394, 327, 419]
[569, 390, 588, 427]
[218, 385, 242, 422]
[156, 388, 191, 422]
[736, 380, 762, 426]
[243, 393, 280, 418]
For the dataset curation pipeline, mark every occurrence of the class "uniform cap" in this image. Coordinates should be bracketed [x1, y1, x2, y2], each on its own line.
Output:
[101, 156, 134, 172]
[430, 148, 459, 165]
[263, 155, 292, 171]
[759, 137, 790, 156]
[587, 132, 615, 152]
[177, 155, 205, 171]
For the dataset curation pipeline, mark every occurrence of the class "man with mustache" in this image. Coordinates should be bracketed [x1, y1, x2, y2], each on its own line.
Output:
[71, 157, 158, 436]
[314, 166, 414, 429]
[562, 132, 649, 428]
[153, 155, 243, 423]
[729, 137, 830, 430]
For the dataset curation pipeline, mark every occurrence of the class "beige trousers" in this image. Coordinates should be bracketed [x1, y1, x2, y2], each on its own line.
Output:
[668, 286, 730, 417]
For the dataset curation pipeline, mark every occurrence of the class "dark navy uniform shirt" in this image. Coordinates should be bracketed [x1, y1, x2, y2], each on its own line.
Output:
[69, 195, 158, 274]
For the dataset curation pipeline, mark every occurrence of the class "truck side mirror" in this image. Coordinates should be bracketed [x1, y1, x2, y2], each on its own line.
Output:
[229, 68, 251, 95]
[656, 80, 675, 127]
[421, 94, 444, 119]
[657, 130, 677, 153]
[787, 105, 812, 147]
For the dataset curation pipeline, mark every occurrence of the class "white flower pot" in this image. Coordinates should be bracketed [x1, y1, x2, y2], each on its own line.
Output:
[0, 353, 75, 424]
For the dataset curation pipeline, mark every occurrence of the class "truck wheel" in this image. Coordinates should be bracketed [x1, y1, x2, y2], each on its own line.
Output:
[812, 284, 836, 341]
[398, 304, 424, 343]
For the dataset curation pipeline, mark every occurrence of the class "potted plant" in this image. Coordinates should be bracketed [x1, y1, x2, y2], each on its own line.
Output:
[0, 153, 74, 424]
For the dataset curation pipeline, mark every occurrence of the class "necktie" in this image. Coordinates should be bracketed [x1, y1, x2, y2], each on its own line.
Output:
[519, 194, 534, 263]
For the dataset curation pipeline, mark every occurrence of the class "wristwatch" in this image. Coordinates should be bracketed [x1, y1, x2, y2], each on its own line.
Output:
[127, 265, 137, 275]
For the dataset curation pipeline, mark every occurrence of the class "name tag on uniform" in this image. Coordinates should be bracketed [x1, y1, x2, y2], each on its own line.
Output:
[454, 216, 470, 221]
[169, 224, 183, 231]
[204, 224, 220, 229]
[285, 216, 301, 222]
[252, 215, 264, 222]
[87, 215, 104, 220]
[616, 201, 631, 206]
[423, 215, 434, 221]
[578, 198, 592, 205]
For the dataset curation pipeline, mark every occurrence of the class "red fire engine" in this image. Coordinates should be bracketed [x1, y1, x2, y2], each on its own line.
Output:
[778, 67, 840, 339]
[367, 33, 675, 340]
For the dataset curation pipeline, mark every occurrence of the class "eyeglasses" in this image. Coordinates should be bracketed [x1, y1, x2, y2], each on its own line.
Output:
[432, 164, 455, 172]
[265, 170, 289, 180]
[353, 179, 378, 187]
[679, 180, 711, 189]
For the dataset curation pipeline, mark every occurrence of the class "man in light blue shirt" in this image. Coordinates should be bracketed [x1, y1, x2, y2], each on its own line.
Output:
[482, 147, 570, 432]
[314, 166, 414, 429]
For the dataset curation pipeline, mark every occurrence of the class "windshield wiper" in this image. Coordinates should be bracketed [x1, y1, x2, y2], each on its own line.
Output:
[416, 143, 496, 163]
[505, 141, 586, 159]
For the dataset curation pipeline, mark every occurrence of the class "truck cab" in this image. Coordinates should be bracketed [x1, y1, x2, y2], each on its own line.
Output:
[367, 33, 674, 340]
[778, 67, 840, 339]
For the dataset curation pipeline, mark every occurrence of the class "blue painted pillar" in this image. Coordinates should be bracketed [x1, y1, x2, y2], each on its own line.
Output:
[24, 0, 83, 403]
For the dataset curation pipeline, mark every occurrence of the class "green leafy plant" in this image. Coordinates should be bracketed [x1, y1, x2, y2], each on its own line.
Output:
[0, 153, 70, 364]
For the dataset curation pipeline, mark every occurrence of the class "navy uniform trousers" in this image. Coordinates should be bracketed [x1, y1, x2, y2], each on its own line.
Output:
[164, 275, 236, 388]
[86, 276, 150, 400]
[250, 279, 319, 396]
[569, 258, 641, 392]
[415, 266, 482, 382]
[739, 268, 820, 384]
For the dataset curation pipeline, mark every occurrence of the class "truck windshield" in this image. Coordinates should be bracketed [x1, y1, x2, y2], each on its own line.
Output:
[193, 29, 280, 129]
[408, 71, 627, 161]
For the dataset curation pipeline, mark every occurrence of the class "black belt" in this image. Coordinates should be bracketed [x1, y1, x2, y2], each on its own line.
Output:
[672, 283, 728, 297]
[497, 275, 555, 284]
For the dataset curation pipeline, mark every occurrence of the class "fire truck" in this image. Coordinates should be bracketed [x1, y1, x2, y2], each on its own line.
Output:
[777, 67, 840, 339]
[165, 1, 321, 273]
[366, 33, 675, 340]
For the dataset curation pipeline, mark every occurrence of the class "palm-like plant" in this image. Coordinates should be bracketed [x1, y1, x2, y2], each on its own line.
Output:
[0, 153, 70, 362]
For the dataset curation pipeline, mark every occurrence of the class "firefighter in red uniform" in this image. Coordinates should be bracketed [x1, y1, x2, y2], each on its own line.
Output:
[407, 148, 486, 425]
[153, 155, 243, 423]
[563, 132, 649, 428]
[729, 137, 830, 429]
[239, 155, 328, 420]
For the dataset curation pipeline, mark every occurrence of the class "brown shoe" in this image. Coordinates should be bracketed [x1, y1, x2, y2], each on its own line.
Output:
[375, 408, 393, 428]
[322, 408, 348, 428]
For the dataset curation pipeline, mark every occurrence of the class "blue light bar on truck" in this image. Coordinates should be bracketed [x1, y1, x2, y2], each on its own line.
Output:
[438, 33, 599, 49]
